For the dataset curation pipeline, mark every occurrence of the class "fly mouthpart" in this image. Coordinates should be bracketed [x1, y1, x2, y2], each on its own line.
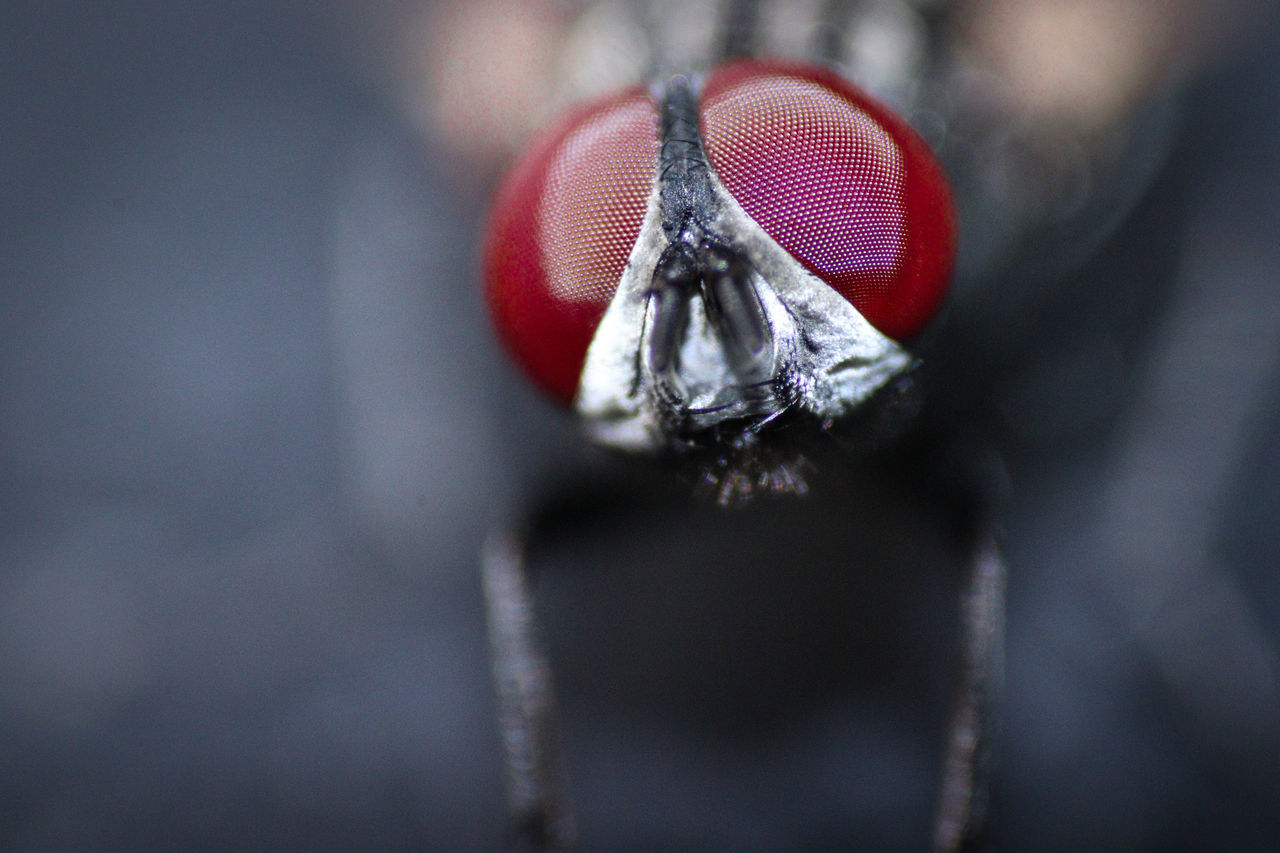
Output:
[701, 240, 773, 377]
[647, 242, 698, 377]
[645, 235, 784, 430]
[650, 239, 778, 384]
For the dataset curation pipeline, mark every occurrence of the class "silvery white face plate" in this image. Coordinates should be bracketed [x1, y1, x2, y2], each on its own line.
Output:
[573, 77, 911, 454]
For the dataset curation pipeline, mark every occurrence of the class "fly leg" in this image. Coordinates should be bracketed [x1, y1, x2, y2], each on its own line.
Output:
[932, 498, 1006, 852]
[482, 525, 575, 852]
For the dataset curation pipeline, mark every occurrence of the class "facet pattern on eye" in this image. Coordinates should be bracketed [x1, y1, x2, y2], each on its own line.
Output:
[703, 74, 908, 293]
[484, 90, 658, 403]
[700, 61, 951, 340]
[537, 95, 658, 309]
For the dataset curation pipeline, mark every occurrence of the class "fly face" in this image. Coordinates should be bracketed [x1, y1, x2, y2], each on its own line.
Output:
[484, 57, 955, 464]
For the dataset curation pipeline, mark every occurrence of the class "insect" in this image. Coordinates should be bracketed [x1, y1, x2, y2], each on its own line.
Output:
[470, 1, 1193, 850]
[484, 58, 954, 471]
[479, 47, 995, 853]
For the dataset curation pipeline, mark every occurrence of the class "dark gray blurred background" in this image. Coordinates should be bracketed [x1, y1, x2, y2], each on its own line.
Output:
[2, 2, 1278, 850]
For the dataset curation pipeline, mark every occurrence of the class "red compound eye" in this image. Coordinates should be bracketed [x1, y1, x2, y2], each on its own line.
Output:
[701, 58, 955, 341]
[483, 59, 955, 406]
[483, 89, 659, 404]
